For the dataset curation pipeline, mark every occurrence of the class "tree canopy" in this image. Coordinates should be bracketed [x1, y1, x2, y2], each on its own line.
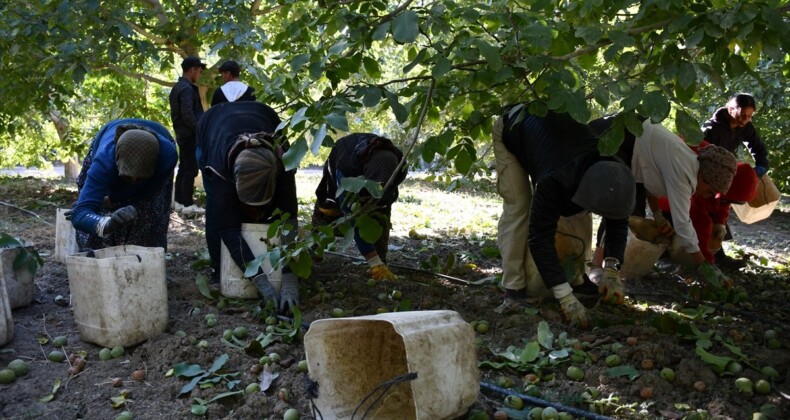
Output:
[1, 0, 789, 189]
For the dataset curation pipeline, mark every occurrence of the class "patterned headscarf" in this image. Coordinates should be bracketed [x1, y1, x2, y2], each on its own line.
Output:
[234, 148, 278, 206]
[698, 144, 737, 193]
[115, 129, 159, 178]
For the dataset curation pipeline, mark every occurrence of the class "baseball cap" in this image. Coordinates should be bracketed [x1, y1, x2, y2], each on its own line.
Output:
[181, 56, 207, 71]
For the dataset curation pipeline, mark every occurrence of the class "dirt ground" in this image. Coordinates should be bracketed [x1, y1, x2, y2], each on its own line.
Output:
[1, 175, 789, 420]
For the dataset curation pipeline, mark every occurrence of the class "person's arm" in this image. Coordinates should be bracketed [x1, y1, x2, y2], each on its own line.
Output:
[743, 124, 770, 173]
[213, 179, 256, 271]
[179, 85, 199, 133]
[527, 180, 567, 290]
[690, 196, 716, 264]
[601, 216, 627, 263]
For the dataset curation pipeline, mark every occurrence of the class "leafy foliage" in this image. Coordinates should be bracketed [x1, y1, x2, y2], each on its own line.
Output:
[2, 0, 790, 190]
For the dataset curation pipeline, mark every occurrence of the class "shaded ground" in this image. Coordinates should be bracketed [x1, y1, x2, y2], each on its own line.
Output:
[0, 175, 789, 419]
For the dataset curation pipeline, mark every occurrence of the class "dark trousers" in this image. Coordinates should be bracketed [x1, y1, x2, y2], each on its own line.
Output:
[175, 136, 198, 206]
[201, 170, 220, 273]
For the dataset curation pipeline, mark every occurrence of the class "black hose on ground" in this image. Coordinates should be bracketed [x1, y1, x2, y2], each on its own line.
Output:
[324, 250, 474, 285]
[480, 381, 613, 420]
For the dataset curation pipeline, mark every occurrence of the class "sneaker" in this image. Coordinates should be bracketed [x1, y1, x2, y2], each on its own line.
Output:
[181, 204, 205, 218]
[715, 252, 747, 271]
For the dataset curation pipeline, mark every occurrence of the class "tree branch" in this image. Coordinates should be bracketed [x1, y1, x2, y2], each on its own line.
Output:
[383, 78, 435, 193]
[103, 65, 174, 87]
[552, 18, 674, 61]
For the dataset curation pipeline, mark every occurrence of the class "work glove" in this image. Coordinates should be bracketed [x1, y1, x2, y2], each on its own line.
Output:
[754, 165, 768, 178]
[558, 293, 589, 329]
[104, 205, 138, 234]
[709, 224, 726, 252]
[367, 255, 396, 281]
[252, 273, 280, 305]
[598, 270, 624, 305]
[279, 272, 300, 312]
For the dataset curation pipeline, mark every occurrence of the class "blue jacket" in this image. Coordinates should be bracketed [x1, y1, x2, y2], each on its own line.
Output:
[71, 119, 178, 235]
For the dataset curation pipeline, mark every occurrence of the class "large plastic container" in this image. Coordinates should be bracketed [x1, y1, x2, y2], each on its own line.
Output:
[732, 175, 781, 224]
[0, 273, 13, 346]
[620, 230, 667, 280]
[0, 247, 35, 309]
[220, 223, 281, 299]
[66, 245, 168, 348]
[54, 208, 79, 264]
[304, 310, 479, 420]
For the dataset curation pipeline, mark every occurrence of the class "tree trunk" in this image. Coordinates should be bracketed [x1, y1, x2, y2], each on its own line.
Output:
[49, 109, 80, 181]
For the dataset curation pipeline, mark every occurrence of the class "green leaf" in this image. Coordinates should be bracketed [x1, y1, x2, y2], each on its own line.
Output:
[208, 353, 230, 373]
[362, 87, 382, 108]
[290, 53, 310, 72]
[391, 10, 419, 43]
[325, 113, 349, 132]
[478, 361, 509, 370]
[385, 91, 408, 123]
[575, 26, 603, 44]
[675, 109, 703, 145]
[311, 124, 328, 155]
[548, 348, 569, 360]
[282, 138, 307, 171]
[357, 214, 383, 243]
[191, 404, 208, 415]
[725, 54, 749, 77]
[208, 390, 244, 403]
[372, 22, 390, 41]
[338, 175, 368, 195]
[475, 39, 502, 71]
[173, 362, 206, 378]
[641, 91, 670, 121]
[288, 250, 312, 279]
[606, 365, 640, 380]
[695, 347, 732, 372]
[195, 273, 218, 300]
[608, 30, 635, 46]
[453, 147, 473, 174]
[520, 342, 540, 363]
[432, 57, 452, 79]
[677, 62, 697, 89]
[537, 321, 554, 349]
[363, 56, 381, 79]
[598, 115, 625, 156]
[290, 106, 309, 128]
[721, 341, 750, 361]
[525, 21, 552, 49]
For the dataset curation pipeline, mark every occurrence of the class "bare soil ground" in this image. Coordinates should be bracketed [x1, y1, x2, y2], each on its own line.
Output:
[1, 175, 789, 420]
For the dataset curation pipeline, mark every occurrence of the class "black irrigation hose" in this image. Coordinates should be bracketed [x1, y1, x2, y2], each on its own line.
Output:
[480, 381, 613, 420]
[324, 250, 474, 285]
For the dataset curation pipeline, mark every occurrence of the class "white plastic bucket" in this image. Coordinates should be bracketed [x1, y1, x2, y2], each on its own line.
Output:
[66, 245, 168, 348]
[0, 247, 35, 309]
[0, 272, 13, 346]
[220, 223, 281, 299]
[304, 310, 479, 420]
[620, 230, 667, 280]
[54, 208, 79, 264]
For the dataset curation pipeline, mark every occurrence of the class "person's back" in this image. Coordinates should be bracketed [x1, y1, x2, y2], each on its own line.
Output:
[211, 60, 256, 106]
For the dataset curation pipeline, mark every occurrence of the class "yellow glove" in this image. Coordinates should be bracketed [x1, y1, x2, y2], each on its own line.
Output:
[367, 255, 396, 281]
[370, 264, 396, 281]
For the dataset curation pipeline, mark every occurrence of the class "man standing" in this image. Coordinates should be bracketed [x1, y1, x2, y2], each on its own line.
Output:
[169, 55, 206, 216]
[211, 60, 256, 106]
